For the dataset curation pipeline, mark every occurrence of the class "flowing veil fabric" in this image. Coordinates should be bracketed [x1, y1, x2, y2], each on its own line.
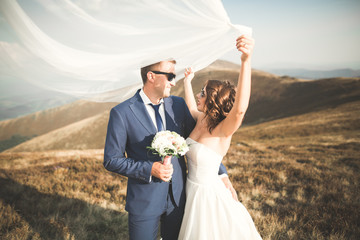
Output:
[0, 0, 251, 102]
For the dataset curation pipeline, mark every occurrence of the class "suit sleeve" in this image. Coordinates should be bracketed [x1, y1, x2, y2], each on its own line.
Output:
[103, 108, 153, 183]
[218, 163, 228, 175]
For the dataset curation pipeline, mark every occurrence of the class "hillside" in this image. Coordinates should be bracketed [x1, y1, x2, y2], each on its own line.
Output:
[7, 111, 111, 152]
[247, 76, 360, 124]
[232, 100, 360, 157]
[0, 75, 76, 121]
[266, 68, 360, 79]
[0, 100, 116, 141]
[172, 63, 360, 124]
[2, 60, 360, 152]
[0, 99, 359, 239]
[0, 60, 359, 238]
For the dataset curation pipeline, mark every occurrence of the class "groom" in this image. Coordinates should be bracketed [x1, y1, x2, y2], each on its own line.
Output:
[104, 60, 231, 240]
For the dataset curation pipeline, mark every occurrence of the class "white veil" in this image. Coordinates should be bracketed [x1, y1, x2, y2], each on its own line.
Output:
[0, 0, 251, 102]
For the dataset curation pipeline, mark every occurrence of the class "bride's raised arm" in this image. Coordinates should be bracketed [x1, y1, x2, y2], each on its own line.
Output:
[183, 67, 201, 121]
[220, 35, 255, 137]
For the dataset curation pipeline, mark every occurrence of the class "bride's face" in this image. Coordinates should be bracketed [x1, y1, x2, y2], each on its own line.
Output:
[196, 86, 206, 112]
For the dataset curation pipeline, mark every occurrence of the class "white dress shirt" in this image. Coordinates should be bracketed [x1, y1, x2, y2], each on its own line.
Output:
[139, 89, 166, 131]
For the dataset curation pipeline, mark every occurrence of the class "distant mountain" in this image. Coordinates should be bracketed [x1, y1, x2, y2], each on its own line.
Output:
[2, 60, 360, 152]
[0, 92, 76, 121]
[2, 62, 359, 121]
[6, 110, 111, 152]
[0, 75, 76, 121]
[172, 61, 360, 125]
[266, 68, 360, 79]
[0, 100, 116, 141]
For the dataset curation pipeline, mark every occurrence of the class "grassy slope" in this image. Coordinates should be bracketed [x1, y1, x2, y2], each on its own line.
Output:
[0, 150, 129, 239]
[7, 110, 111, 152]
[227, 100, 360, 239]
[0, 100, 359, 239]
[7, 72, 360, 153]
[0, 100, 116, 141]
[1, 60, 359, 238]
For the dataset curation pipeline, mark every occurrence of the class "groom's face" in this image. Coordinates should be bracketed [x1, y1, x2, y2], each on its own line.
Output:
[153, 61, 176, 98]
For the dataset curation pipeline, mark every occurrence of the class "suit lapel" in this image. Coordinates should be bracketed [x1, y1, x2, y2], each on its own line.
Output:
[129, 92, 177, 134]
[129, 91, 157, 134]
[164, 97, 176, 132]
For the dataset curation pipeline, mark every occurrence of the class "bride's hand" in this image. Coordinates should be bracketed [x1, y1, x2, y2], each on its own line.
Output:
[236, 35, 255, 62]
[221, 176, 239, 201]
[184, 67, 194, 83]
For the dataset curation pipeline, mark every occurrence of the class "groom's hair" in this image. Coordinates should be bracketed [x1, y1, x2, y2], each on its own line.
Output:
[140, 60, 176, 84]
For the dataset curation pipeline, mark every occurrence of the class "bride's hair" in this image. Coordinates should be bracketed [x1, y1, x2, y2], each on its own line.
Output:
[203, 80, 236, 133]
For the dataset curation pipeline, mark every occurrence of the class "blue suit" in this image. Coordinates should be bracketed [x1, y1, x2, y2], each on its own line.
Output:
[104, 90, 227, 239]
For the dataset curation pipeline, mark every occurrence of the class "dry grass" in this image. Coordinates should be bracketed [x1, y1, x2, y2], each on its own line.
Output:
[0, 150, 129, 239]
[1, 100, 359, 239]
[1, 59, 360, 240]
[226, 101, 360, 239]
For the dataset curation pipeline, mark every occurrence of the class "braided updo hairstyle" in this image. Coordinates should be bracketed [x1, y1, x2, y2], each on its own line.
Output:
[203, 80, 236, 133]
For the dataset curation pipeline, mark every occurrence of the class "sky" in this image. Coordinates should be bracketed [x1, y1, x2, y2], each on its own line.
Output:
[222, 0, 360, 70]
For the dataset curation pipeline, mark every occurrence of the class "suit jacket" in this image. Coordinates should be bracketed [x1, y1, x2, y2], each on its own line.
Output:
[104, 90, 227, 216]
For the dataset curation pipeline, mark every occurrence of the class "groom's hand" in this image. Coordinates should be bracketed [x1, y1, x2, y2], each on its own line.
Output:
[151, 161, 173, 182]
[221, 176, 239, 201]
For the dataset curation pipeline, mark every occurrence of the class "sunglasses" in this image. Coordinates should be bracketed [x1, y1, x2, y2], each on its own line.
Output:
[151, 71, 176, 82]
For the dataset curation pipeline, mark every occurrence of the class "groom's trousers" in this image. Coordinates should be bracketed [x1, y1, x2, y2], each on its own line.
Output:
[128, 184, 184, 240]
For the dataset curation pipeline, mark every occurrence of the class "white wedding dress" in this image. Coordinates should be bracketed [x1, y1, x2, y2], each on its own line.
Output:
[178, 138, 262, 240]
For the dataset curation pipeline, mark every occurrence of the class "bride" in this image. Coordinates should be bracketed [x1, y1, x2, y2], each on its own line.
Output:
[178, 35, 262, 239]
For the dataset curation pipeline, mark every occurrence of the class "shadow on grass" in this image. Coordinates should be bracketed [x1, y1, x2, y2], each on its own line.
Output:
[0, 176, 128, 239]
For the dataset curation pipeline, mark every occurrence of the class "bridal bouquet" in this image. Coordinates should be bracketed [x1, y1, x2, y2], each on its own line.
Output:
[147, 130, 189, 165]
